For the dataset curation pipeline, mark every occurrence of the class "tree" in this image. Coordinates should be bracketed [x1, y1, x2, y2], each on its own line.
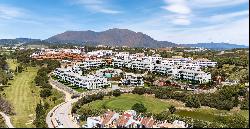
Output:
[132, 87, 146, 95]
[168, 105, 176, 114]
[131, 103, 147, 113]
[52, 96, 57, 104]
[219, 114, 248, 128]
[40, 88, 52, 99]
[34, 103, 47, 128]
[185, 95, 201, 108]
[112, 89, 121, 97]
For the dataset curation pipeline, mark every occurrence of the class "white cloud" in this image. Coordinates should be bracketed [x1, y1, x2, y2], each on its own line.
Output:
[162, 0, 191, 14]
[163, 4, 191, 14]
[162, 0, 192, 25]
[172, 15, 191, 25]
[161, 0, 249, 26]
[0, 4, 25, 19]
[209, 10, 249, 22]
[115, 11, 249, 45]
[151, 18, 249, 45]
[190, 0, 249, 8]
[71, 0, 121, 14]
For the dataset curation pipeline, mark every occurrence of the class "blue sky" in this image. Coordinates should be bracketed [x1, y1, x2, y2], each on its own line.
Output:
[0, 0, 249, 45]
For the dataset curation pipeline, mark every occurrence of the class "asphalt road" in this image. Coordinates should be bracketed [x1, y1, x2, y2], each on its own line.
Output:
[46, 80, 80, 128]
[0, 112, 14, 128]
[46, 79, 134, 128]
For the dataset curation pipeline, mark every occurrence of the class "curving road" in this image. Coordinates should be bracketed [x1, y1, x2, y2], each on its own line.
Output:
[46, 79, 134, 128]
[46, 80, 80, 128]
[0, 112, 14, 128]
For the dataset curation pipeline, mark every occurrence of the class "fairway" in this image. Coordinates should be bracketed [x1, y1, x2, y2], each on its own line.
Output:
[6, 59, 18, 71]
[81, 94, 170, 114]
[4, 67, 40, 128]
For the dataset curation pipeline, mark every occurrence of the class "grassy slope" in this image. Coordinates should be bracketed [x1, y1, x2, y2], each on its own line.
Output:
[81, 94, 170, 114]
[4, 67, 40, 128]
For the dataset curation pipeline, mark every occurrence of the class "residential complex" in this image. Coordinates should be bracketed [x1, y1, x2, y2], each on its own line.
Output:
[111, 52, 216, 83]
[33, 48, 217, 89]
[85, 110, 188, 128]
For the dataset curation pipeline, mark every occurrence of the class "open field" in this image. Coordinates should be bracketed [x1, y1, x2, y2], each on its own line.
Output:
[6, 59, 18, 71]
[81, 94, 170, 114]
[4, 67, 40, 128]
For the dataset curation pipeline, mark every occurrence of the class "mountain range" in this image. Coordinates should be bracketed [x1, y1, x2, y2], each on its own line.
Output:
[46, 28, 177, 48]
[0, 29, 248, 49]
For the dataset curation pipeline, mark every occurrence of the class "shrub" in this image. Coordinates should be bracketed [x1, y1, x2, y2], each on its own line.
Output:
[131, 103, 147, 113]
[113, 89, 121, 97]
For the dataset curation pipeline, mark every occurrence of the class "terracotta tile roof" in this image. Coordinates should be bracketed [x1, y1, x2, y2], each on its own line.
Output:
[101, 111, 116, 125]
[146, 119, 155, 128]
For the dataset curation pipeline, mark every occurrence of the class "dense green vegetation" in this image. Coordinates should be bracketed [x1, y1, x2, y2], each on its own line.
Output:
[0, 55, 14, 115]
[33, 60, 61, 128]
[132, 84, 249, 111]
[154, 111, 248, 128]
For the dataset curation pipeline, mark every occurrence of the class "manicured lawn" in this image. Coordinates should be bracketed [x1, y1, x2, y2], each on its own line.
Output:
[6, 59, 18, 71]
[81, 94, 171, 114]
[4, 67, 40, 128]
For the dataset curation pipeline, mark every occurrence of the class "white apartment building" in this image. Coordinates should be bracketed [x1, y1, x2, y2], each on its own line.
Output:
[73, 75, 110, 90]
[194, 58, 217, 67]
[154, 64, 173, 74]
[112, 57, 130, 68]
[121, 73, 144, 86]
[53, 68, 110, 90]
[87, 50, 113, 57]
[78, 59, 105, 69]
[175, 68, 211, 83]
